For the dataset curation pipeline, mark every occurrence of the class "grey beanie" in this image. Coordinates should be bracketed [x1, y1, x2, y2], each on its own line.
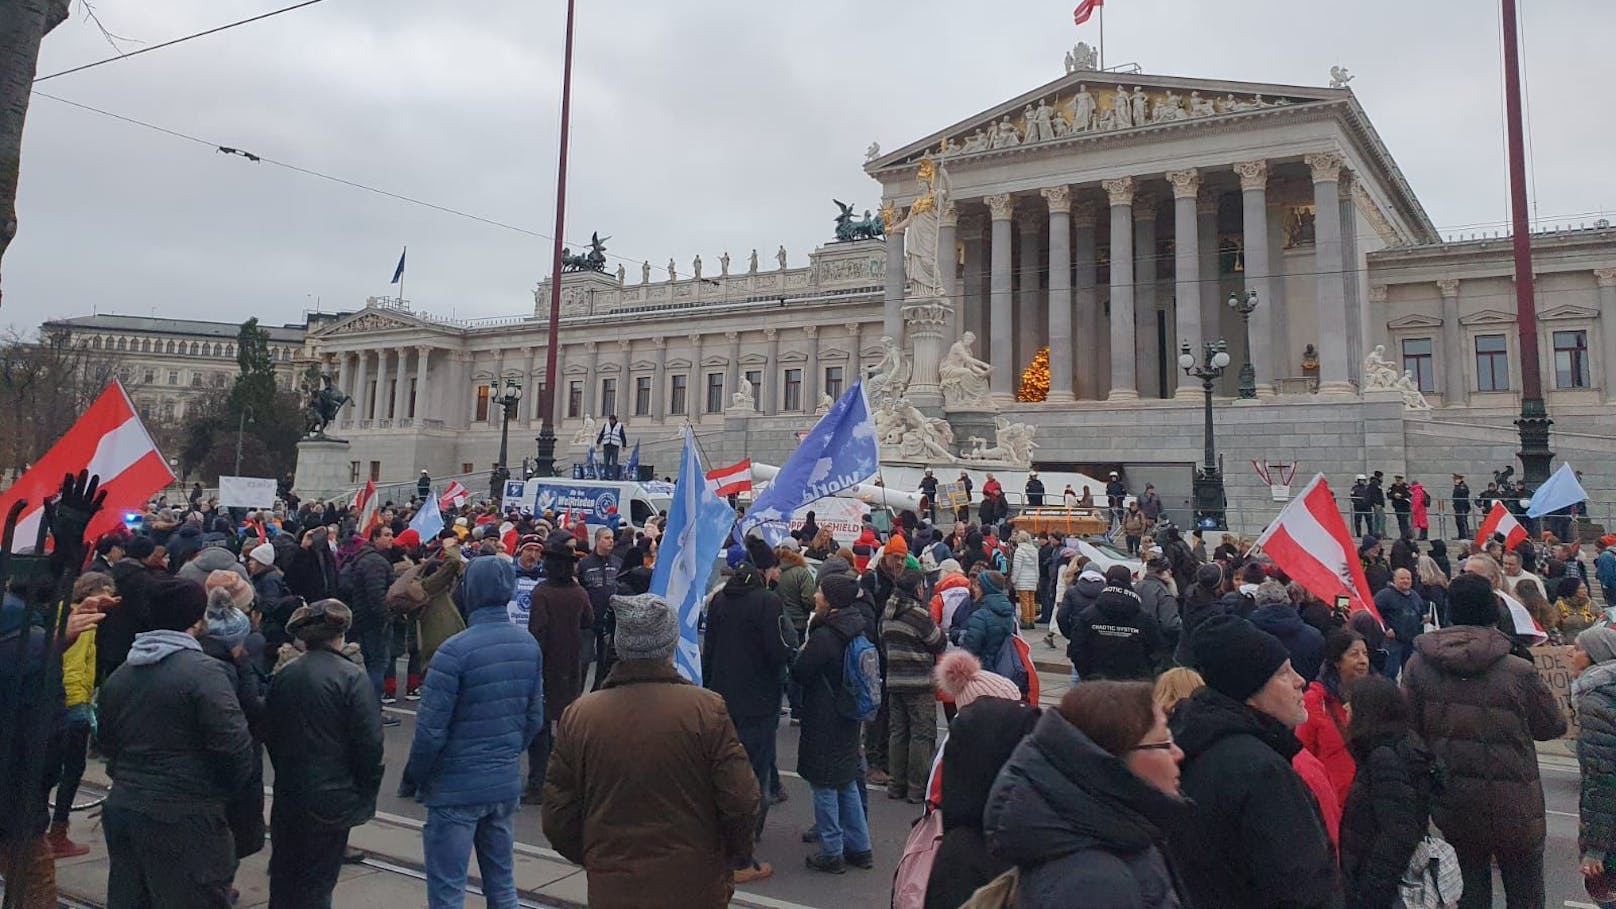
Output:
[1578, 626, 1616, 666]
[612, 593, 679, 662]
[1253, 579, 1291, 609]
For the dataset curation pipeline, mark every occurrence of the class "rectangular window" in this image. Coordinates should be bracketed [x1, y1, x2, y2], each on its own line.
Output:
[567, 381, 583, 419]
[600, 378, 618, 417]
[461, 462, 474, 475]
[475, 384, 491, 422]
[1475, 334, 1509, 391]
[824, 365, 844, 400]
[670, 374, 688, 415]
[784, 368, 803, 412]
[349, 461, 361, 483]
[143, 369, 155, 385]
[1554, 330, 1590, 389]
[634, 377, 651, 416]
[408, 378, 418, 418]
[369, 461, 381, 482]
[745, 370, 762, 412]
[1400, 338, 1434, 392]
[167, 370, 178, 386]
[705, 372, 725, 414]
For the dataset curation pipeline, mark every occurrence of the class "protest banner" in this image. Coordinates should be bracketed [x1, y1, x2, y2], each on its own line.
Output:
[790, 497, 869, 546]
[1530, 644, 1579, 739]
[218, 476, 277, 508]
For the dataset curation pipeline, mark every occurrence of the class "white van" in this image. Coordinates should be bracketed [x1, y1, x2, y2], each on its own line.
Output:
[508, 478, 672, 532]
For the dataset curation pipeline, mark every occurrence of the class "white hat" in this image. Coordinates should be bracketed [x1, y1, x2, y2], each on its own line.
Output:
[1356, 474, 1367, 480]
[247, 542, 276, 566]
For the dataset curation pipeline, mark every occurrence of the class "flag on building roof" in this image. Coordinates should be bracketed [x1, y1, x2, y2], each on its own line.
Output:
[650, 426, 734, 685]
[1073, 0, 1104, 26]
[391, 247, 407, 284]
[1254, 474, 1381, 623]
[705, 459, 752, 498]
[1525, 462, 1587, 518]
[1475, 501, 1528, 549]
[0, 381, 174, 553]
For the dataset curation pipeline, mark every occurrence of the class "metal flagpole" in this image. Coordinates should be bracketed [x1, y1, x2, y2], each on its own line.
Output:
[1098, 5, 1104, 70]
[535, 0, 577, 478]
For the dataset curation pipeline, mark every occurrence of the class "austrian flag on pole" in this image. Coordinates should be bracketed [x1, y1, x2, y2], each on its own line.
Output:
[1254, 473, 1382, 623]
[439, 480, 469, 510]
[0, 381, 174, 552]
[1475, 501, 1528, 549]
[1073, 0, 1104, 26]
[705, 459, 752, 498]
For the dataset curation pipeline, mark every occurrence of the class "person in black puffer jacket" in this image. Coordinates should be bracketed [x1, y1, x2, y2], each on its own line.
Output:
[1069, 586, 1168, 681]
[1249, 579, 1326, 683]
[1174, 563, 1231, 669]
[1338, 675, 1437, 909]
[1056, 566, 1106, 642]
[337, 525, 395, 705]
[985, 681, 1190, 908]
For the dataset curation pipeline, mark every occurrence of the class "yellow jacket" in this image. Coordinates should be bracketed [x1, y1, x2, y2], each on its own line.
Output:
[62, 626, 97, 708]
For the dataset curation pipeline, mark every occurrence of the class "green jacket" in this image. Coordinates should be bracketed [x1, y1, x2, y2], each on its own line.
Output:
[418, 551, 466, 669]
[775, 559, 817, 637]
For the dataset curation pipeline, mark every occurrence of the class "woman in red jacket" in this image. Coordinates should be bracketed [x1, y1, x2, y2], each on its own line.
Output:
[1297, 626, 1370, 810]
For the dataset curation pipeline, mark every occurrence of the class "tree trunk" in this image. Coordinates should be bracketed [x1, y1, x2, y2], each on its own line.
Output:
[0, 0, 69, 310]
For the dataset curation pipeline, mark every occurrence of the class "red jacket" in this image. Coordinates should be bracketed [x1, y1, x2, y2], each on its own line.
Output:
[1291, 746, 1342, 853]
[1297, 680, 1356, 811]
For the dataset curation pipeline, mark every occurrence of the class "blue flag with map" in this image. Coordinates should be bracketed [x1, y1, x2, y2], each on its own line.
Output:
[1526, 462, 1588, 518]
[650, 426, 733, 685]
[408, 488, 444, 539]
[739, 380, 879, 546]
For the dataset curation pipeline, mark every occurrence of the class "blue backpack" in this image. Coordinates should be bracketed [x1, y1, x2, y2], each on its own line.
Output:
[839, 636, 883, 722]
[991, 630, 1030, 698]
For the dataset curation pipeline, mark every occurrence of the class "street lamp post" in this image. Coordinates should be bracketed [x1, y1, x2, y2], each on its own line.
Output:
[1228, 291, 1259, 399]
[491, 378, 524, 502]
[233, 405, 255, 476]
[1179, 339, 1231, 530]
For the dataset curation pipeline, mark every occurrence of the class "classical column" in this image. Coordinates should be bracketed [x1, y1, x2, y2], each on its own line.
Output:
[1168, 169, 1204, 399]
[618, 339, 633, 419]
[938, 202, 960, 342]
[846, 322, 863, 389]
[726, 331, 741, 396]
[985, 193, 1016, 402]
[523, 346, 540, 425]
[884, 224, 906, 342]
[1197, 197, 1221, 359]
[583, 341, 600, 415]
[1306, 151, 1352, 392]
[1133, 193, 1159, 398]
[414, 346, 432, 421]
[1598, 269, 1616, 402]
[1042, 186, 1075, 402]
[1437, 279, 1468, 407]
[687, 333, 704, 418]
[763, 328, 780, 415]
[1339, 172, 1365, 384]
[904, 299, 952, 408]
[803, 326, 819, 411]
[1267, 196, 1291, 383]
[961, 217, 986, 347]
[353, 351, 371, 422]
[392, 348, 411, 423]
[1234, 160, 1275, 395]
[1016, 210, 1041, 373]
[1103, 177, 1138, 400]
[652, 337, 668, 421]
[1073, 202, 1100, 399]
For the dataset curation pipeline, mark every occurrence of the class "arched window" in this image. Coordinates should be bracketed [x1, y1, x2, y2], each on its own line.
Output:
[166, 341, 176, 354]
[141, 338, 152, 352]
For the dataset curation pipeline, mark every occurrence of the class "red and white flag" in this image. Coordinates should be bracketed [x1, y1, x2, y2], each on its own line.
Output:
[1474, 501, 1528, 550]
[439, 480, 469, 511]
[0, 381, 174, 552]
[1073, 0, 1104, 26]
[705, 458, 752, 498]
[1254, 473, 1382, 623]
[353, 479, 381, 536]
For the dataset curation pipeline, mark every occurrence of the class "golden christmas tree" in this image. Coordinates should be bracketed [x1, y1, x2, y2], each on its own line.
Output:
[1017, 346, 1050, 402]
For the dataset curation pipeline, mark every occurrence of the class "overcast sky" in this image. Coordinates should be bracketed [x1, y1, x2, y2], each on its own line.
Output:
[8, 0, 1614, 332]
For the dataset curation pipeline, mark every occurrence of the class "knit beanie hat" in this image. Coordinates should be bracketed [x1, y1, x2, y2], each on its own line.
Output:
[1578, 626, 1616, 666]
[1103, 564, 1134, 589]
[247, 542, 277, 567]
[146, 576, 209, 632]
[1195, 562, 1223, 589]
[205, 587, 252, 651]
[937, 558, 964, 577]
[1192, 614, 1292, 702]
[935, 650, 1022, 708]
[205, 569, 255, 611]
[1447, 574, 1501, 627]
[1252, 579, 1291, 608]
[885, 533, 909, 557]
[744, 536, 779, 571]
[612, 593, 679, 662]
[819, 573, 861, 610]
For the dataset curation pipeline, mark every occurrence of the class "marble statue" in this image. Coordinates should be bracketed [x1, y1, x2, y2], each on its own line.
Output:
[1065, 41, 1098, 72]
[776, 245, 788, 270]
[960, 128, 990, 153]
[814, 392, 834, 416]
[1130, 87, 1148, 129]
[964, 417, 1038, 469]
[1152, 90, 1184, 123]
[1189, 91, 1216, 117]
[939, 331, 995, 411]
[871, 394, 958, 464]
[693, 255, 702, 280]
[881, 156, 950, 299]
[1395, 369, 1432, 411]
[1363, 345, 1400, 390]
[865, 141, 881, 163]
[1051, 109, 1072, 138]
[1073, 84, 1098, 132]
[667, 258, 677, 281]
[1329, 65, 1354, 89]
[748, 249, 759, 274]
[1111, 85, 1132, 129]
[1034, 99, 1055, 142]
[570, 414, 598, 448]
[720, 251, 730, 276]
[616, 264, 625, 284]
[642, 260, 651, 284]
[866, 335, 912, 407]
[996, 116, 1020, 147]
[1021, 104, 1040, 143]
[730, 376, 755, 410]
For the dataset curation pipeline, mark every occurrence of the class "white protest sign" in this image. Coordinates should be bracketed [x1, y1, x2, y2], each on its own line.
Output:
[791, 497, 869, 547]
[218, 476, 277, 508]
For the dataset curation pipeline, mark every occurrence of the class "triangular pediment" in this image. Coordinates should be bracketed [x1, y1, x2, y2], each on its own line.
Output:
[1387, 314, 1443, 330]
[1458, 309, 1516, 327]
[870, 71, 1341, 171]
[1539, 303, 1599, 322]
[313, 304, 440, 338]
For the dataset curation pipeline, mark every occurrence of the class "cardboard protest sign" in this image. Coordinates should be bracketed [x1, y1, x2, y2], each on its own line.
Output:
[1530, 644, 1579, 739]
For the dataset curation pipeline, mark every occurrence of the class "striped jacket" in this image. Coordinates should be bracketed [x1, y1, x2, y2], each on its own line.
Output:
[880, 592, 947, 692]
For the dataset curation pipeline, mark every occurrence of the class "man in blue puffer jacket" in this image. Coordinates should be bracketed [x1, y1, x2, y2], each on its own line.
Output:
[404, 555, 544, 909]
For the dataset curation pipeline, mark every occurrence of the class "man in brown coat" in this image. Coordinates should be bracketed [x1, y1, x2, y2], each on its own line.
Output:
[523, 532, 593, 803]
[542, 593, 759, 909]
[1403, 573, 1566, 909]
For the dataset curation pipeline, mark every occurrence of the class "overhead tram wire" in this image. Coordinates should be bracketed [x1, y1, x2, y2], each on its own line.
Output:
[36, 0, 332, 83]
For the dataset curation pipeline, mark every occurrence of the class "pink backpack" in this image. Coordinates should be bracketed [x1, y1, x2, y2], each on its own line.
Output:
[891, 738, 948, 909]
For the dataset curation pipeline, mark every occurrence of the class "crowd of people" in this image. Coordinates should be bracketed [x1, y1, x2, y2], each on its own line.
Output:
[0, 470, 1608, 909]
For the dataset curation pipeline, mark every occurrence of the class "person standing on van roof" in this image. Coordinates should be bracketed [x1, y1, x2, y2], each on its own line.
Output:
[596, 416, 628, 480]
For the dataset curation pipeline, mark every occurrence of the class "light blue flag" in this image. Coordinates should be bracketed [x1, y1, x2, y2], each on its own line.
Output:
[408, 488, 445, 540]
[583, 445, 597, 479]
[739, 380, 879, 546]
[1527, 462, 1587, 518]
[625, 441, 640, 477]
[650, 426, 733, 685]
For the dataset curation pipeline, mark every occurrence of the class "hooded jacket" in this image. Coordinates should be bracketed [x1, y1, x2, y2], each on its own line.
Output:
[702, 566, 795, 720]
[1250, 603, 1327, 682]
[1574, 660, 1616, 866]
[985, 710, 1187, 909]
[1068, 588, 1167, 681]
[1056, 569, 1106, 640]
[790, 607, 866, 787]
[1167, 687, 1341, 909]
[1010, 540, 1040, 592]
[960, 573, 1016, 665]
[177, 544, 251, 586]
[1134, 574, 1180, 643]
[929, 571, 973, 639]
[775, 548, 817, 636]
[1402, 625, 1566, 849]
[1339, 730, 1436, 909]
[405, 557, 545, 808]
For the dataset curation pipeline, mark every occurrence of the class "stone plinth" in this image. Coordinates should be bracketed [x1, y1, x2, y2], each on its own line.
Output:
[946, 410, 1000, 454]
[295, 438, 352, 500]
[902, 297, 953, 409]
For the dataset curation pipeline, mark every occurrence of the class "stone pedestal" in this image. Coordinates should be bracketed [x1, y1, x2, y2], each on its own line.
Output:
[295, 438, 352, 500]
[903, 298, 953, 409]
[946, 411, 1000, 454]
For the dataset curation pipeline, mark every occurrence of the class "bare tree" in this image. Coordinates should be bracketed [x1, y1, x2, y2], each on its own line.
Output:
[0, 328, 123, 481]
[0, 0, 71, 309]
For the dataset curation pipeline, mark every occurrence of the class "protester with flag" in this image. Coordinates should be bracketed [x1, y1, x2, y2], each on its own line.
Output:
[739, 382, 878, 546]
[650, 427, 735, 687]
[337, 523, 399, 725]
